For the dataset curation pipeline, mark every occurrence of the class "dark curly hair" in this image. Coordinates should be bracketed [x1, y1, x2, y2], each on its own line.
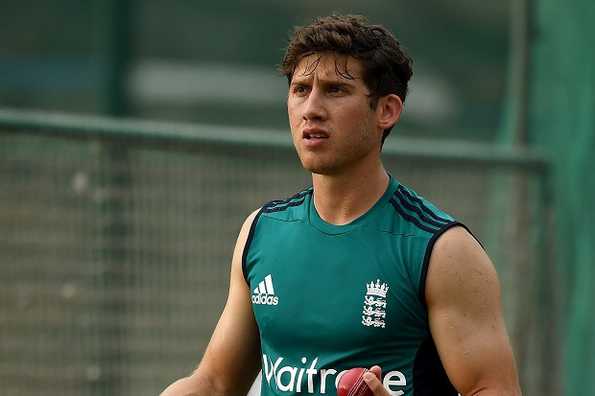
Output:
[279, 15, 413, 143]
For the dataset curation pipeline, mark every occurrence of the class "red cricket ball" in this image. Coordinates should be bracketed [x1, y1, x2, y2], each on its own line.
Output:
[336, 367, 374, 396]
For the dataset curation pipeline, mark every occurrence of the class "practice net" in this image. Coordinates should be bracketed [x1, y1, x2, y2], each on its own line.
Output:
[0, 111, 555, 395]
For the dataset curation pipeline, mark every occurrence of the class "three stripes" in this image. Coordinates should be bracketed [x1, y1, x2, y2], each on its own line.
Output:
[389, 185, 452, 233]
[254, 274, 275, 295]
[262, 189, 312, 214]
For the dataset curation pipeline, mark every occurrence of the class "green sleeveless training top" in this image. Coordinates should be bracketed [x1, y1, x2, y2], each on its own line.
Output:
[243, 176, 464, 396]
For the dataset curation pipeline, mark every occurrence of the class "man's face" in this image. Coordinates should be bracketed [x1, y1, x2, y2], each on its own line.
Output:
[287, 53, 383, 175]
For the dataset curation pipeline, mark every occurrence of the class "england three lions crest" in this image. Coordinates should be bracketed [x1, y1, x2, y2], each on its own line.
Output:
[361, 279, 389, 328]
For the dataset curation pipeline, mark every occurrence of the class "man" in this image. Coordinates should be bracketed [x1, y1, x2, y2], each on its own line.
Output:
[161, 15, 521, 396]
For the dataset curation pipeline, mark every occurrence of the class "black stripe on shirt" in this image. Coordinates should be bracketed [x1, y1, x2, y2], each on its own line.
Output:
[397, 185, 452, 224]
[393, 189, 450, 229]
[389, 198, 440, 234]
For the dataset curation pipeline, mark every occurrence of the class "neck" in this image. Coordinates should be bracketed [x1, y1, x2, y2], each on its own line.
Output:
[311, 159, 389, 225]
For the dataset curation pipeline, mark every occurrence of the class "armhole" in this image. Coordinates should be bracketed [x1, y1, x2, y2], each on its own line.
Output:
[241, 208, 265, 283]
[419, 221, 483, 306]
[412, 336, 459, 395]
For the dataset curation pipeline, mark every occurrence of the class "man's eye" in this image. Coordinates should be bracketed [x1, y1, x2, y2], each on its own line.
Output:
[328, 85, 345, 94]
[292, 85, 309, 95]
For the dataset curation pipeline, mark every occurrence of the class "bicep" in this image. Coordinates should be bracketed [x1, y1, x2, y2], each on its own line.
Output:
[425, 227, 520, 395]
[195, 210, 262, 394]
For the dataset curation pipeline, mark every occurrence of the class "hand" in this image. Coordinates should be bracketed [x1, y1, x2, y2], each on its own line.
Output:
[363, 366, 391, 396]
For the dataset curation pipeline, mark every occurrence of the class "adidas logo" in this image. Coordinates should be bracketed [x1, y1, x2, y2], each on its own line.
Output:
[252, 274, 279, 305]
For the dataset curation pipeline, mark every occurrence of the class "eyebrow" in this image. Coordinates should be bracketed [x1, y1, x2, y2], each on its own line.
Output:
[290, 76, 357, 87]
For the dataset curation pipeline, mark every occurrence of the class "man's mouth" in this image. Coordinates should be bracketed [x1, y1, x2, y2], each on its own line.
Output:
[303, 128, 329, 140]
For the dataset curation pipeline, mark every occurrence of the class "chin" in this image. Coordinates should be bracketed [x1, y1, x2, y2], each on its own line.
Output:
[301, 161, 340, 176]
[299, 151, 357, 176]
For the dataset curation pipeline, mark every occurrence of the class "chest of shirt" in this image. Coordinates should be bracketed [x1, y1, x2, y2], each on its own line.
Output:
[247, 223, 427, 352]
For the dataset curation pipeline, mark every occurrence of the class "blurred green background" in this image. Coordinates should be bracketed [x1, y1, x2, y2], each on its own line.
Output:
[1, 1, 593, 395]
[0, 0, 510, 139]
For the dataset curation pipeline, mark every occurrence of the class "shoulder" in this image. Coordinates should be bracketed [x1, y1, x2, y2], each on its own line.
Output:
[425, 226, 497, 308]
[380, 182, 462, 267]
[238, 208, 262, 239]
[385, 182, 455, 237]
[238, 187, 312, 237]
[259, 187, 312, 222]
[380, 181, 481, 303]
[239, 187, 312, 277]
[235, 208, 263, 270]
[232, 209, 262, 271]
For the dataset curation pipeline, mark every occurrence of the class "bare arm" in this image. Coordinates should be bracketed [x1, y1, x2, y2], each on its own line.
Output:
[160, 210, 262, 396]
[425, 226, 521, 395]
[363, 227, 521, 396]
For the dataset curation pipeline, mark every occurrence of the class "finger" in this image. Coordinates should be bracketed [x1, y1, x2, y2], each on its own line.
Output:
[363, 367, 389, 396]
[369, 365, 382, 379]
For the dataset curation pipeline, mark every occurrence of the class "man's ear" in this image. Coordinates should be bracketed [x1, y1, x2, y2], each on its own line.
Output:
[376, 94, 403, 131]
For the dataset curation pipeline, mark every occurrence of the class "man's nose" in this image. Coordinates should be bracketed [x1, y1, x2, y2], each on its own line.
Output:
[303, 88, 327, 122]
